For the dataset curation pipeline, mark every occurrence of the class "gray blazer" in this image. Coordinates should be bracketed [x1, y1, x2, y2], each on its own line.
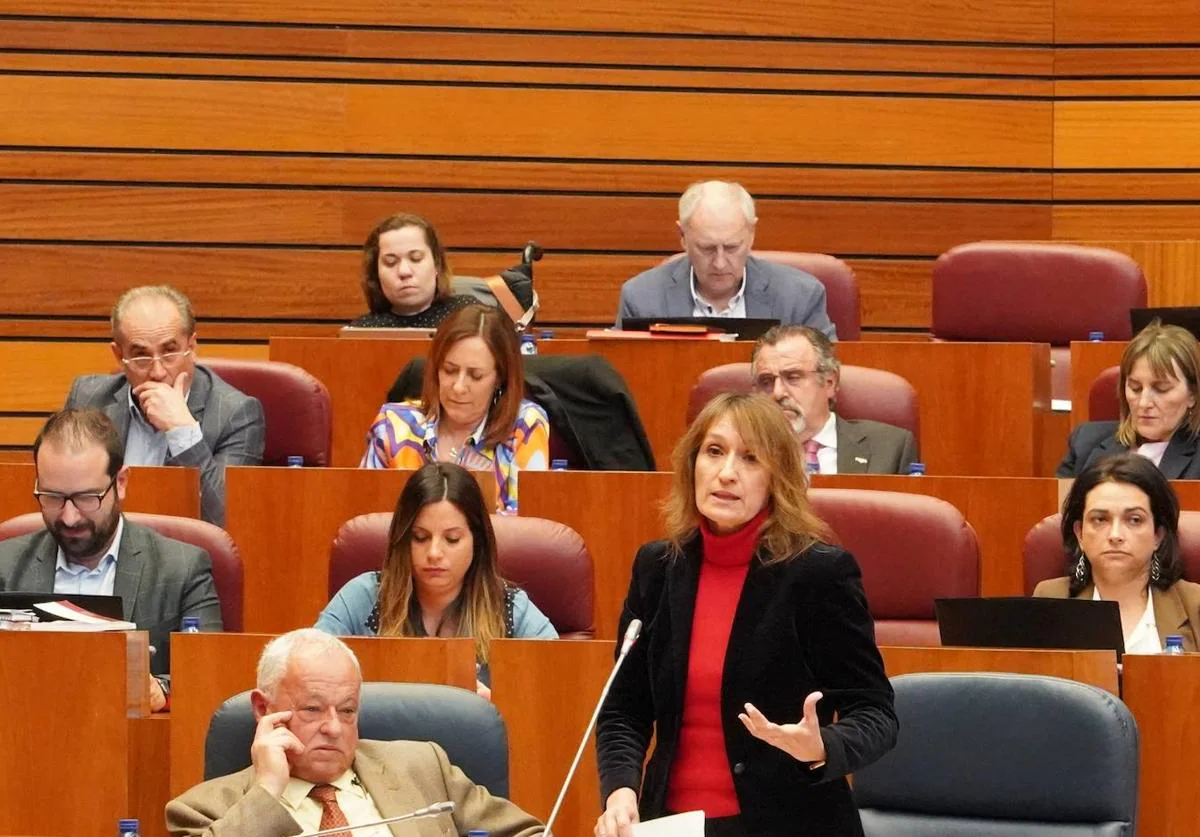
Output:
[0, 518, 223, 678]
[65, 365, 265, 525]
[615, 254, 837, 338]
[836, 415, 918, 475]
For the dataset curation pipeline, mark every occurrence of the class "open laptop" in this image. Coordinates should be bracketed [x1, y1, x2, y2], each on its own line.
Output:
[621, 316, 779, 341]
[0, 592, 124, 620]
[1130, 307, 1200, 341]
[935, 597, 1125, 658]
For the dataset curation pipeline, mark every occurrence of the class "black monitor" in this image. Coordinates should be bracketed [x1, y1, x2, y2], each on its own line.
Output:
[935, 597, 1124, 658]
[0, 591, 124, 620]
[620, 316, 780, 341]
[1130, 306, 1200, 341]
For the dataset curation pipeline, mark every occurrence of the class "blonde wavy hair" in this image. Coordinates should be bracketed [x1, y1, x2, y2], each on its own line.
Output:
[1116, 319, 1200, 447]
[375, 462, 506, 663]
[662, 393, 831, 563]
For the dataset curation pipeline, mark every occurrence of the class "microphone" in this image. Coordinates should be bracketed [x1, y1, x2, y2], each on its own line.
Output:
[544, 618, 643, 837]
[296, 800, 454, 837]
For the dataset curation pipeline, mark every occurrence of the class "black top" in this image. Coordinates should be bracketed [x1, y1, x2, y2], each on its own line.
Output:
[596, 537, 897, 836]
[349, 294, 478, 328]
[1057, 420, 1200, 478]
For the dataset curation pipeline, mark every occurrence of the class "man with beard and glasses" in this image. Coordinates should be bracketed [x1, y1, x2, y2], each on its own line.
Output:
[0, 408, 222, 711]
[750, 325, 917, 475]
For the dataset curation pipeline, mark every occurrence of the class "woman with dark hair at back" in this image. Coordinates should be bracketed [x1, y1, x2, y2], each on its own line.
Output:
[596, 393, 896, 837]
[316, 461, 557, 697]
[361, 304, 549, 513]
[1058, 320, 1200, 478]
[1036, 451, 1200, 652]
[350, 213, 477, 328]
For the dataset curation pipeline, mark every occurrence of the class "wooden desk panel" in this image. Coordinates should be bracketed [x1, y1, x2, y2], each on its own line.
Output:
[128, 716, 171, 837]
[272, 338, 1051, 477]
[1069, 341, 1126, 427]
[0, 464, 200, 521]
[881, 645, 1118, 693]
[1122, 654, 1200, 837]
[169, 633, 477, 796]
[0, 631, 149, 837]
[491, 639, 615, 837]
[224, 467, 416, 632]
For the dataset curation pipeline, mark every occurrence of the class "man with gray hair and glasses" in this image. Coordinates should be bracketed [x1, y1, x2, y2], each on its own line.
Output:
[167, 629, 544, 837]
[0, 408, 223, 711]
[615, 180, 836, 336]
[752, 325, 916, 474]
[64, 284, 264, 525]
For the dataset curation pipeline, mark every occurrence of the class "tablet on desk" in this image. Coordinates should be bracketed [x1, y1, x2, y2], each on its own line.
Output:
[935, 597, 1125, 659]
[620, 316, 779, 341]
[0, 591, 125, 620]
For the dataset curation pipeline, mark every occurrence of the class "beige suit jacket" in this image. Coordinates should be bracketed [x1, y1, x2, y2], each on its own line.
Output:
[1032, 577, 1200, 650]
[166, 739, 544, 837]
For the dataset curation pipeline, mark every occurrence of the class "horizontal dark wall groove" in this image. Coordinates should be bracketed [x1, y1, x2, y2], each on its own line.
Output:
[0, 179, 1054, 204]
[0, 146, 1056, 173]
[0, 409, 52, 418]
[0, 68, 1058, 100]
[0, 14, 1057, 49]
[0, 49, 1057, 81]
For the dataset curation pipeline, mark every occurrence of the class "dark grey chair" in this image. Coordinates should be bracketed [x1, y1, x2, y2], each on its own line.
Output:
[854, 673, 1138, 837]
[203, 682, 510, 797]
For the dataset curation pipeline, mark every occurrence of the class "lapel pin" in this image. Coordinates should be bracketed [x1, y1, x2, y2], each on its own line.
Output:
[854, 456, 868, 464]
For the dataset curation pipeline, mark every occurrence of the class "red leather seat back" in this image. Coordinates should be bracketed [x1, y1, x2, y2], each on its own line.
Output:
[0, 511, 243, 631]
[1088, 365, 1122, 422]
[202, 357, 332, 467]
[686, 363, 918, 439]
[1023, 511, 1200, 595]
[809, 489, 981, 645]
[932, 243, 1146, 344]
[330, 513, 595, 638]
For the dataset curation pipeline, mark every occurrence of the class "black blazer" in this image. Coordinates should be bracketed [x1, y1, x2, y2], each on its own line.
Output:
[596, 537, 897, 836]
[1057, 420, 1200, 478]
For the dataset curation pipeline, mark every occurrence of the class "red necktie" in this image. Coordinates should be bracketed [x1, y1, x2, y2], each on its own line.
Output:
[308, 784, 352, 837]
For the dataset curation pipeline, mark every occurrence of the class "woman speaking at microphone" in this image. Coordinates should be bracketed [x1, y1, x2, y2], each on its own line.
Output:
[595, 394, 897, 837]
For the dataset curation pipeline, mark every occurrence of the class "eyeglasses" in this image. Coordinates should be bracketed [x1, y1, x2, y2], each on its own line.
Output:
[754, 369, 825, 391]
[33, 477, 117, 513]
[121, 349, 192, 371]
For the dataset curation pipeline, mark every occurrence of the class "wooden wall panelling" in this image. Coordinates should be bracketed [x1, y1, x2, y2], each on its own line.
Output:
[1056, 0, 1200, 44]
[881, 646, 1118, 693]
[0, 464, 201, 521]
[1072, 241, 1200, 310]
[0, 0, 1055, 42]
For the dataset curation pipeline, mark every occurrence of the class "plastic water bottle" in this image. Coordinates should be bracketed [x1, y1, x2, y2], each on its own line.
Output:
[1164, 634, 1185, 655]
[118, 818, 140, 837]
[181, 616, 200, 634]
[551, 459, 569, 471]
[520, 334, 538, 356]
[1088, 331, 1105, 342]
[908, 462, 926, 476]
[287, 455, 304, 467]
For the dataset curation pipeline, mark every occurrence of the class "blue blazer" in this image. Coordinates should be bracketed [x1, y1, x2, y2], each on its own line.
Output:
[615, 255, 837, 338]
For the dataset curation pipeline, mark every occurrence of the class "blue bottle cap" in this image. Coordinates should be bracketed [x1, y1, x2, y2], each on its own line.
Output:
[908, 462, 926, 475]
[182, 616, 200, 629]
[1088, 331, 1105, 341]
[118, 820, 140, 830]
[1166, 634, 1184, 646]
[520, 334, 536, 342]
[467, 831, 490, 837]
[540, 329, 555, 339]
[551, 459, 569, 470]
[287, 455, 305, 467]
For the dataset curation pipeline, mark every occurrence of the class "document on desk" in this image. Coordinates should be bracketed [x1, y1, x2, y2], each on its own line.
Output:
[632, 811, 704, 837]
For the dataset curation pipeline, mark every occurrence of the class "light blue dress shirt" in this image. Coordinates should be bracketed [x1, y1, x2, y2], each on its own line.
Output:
[53, 516, 125, 596]
[123, 388, 203, 466]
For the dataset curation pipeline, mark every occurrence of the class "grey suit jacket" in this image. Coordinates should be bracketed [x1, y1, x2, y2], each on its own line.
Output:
[615, 254, 837, 338]
[65, 364, 265, 525]
[835, 415, 918, 475]
[0, 518, 222, 677]
[166, 739, 544, 837]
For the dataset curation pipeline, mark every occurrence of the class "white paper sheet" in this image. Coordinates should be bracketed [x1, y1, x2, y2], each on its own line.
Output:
[631, 810, 705, 837]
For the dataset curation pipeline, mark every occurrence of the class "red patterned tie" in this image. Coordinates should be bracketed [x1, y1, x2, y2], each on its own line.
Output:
[308, 784, 352, 837]
[804, 438, 822, 474]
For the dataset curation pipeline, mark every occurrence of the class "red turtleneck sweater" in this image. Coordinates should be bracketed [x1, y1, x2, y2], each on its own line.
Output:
[665, 508, 768, 818]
